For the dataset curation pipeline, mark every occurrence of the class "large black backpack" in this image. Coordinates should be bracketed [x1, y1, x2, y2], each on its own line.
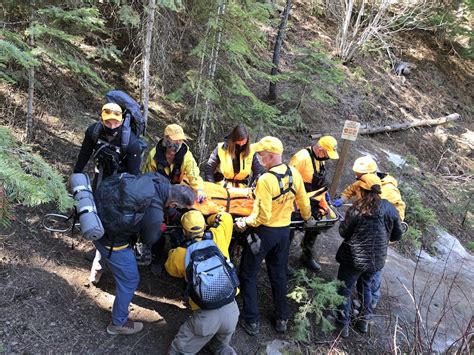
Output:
[92, 90, 147, 154]
[95, 173, 156, 237]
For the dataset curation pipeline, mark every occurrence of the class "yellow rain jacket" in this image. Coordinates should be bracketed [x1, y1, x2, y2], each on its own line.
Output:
[289, 147, 325, 184]
[246, 164, 311, 227]
[143, 141, 204, 192]
[341, 173, 406, 220]
[164, 212, 238, 310]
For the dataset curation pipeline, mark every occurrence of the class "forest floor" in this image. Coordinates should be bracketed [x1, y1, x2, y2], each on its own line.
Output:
[1, 5, 473, 354]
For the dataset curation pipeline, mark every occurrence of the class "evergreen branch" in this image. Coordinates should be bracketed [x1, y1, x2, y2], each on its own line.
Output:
[37, 6, 106, 34]
[0, 126, 73, 222]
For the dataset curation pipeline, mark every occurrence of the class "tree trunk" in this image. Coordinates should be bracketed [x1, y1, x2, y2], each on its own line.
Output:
[309, 113, 461, 139]
[268, 0, 291, 102]
[140, 0, 156, 131]
[196, 0, 226, 164]
[26, 31, 35, 142]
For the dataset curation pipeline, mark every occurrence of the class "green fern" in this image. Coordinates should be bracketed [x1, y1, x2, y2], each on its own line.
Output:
[0, 126, 73, 226]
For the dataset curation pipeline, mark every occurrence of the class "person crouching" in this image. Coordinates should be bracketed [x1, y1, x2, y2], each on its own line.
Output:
[166, 211, 239, 355]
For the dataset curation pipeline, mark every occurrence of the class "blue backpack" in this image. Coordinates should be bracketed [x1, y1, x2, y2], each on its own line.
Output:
[184, 235, 239, 310]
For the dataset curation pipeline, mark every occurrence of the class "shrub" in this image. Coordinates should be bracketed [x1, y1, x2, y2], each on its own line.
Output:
[398, 183, 438, 255]
[288, 269, 345, 342]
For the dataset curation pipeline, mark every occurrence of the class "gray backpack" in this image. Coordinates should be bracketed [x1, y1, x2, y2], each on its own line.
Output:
[184, 236, 239, 310]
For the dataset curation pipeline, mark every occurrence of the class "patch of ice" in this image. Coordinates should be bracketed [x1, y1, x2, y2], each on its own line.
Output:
[381, 149, 406, 167]
[415, 249, 437, 263]
[434, 229, 474, 261]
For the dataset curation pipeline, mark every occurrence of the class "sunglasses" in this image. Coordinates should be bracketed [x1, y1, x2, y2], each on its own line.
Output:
[102, 108, 122, 116]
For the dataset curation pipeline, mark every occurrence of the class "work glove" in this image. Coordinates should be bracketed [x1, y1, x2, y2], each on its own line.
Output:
[196, 189, 206, 204]
[304, 216, 317, 228]
[333, 198, 343, 207]
[234, 217, 248, 232]
[325, 192, 332, 203]
[246, 233, 261, 255]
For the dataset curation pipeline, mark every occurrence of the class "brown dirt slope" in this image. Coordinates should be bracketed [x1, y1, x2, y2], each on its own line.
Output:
[1, 4, 473, 354]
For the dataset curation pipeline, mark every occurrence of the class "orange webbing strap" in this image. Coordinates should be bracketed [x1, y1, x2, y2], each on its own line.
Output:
[192, 182, 255, 216]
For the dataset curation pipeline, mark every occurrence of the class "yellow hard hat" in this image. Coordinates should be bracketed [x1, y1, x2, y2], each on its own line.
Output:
[359, 173, 382, 192]
[353, 156, 378, 174]
[164, 124, 189, 141]
[318, 136, 339, 159]
[101, 103, 123, 122]
[254, 136, 284, 154]
[181, 210, 205, 236]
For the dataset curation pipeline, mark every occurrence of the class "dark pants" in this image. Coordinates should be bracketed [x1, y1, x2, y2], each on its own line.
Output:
[239, 225, 291, 323]
[336, 264, 376, 325]
[301, 229, 320, 259]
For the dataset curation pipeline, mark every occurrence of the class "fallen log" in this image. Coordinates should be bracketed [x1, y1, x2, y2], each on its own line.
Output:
[310, 113, 461, 140]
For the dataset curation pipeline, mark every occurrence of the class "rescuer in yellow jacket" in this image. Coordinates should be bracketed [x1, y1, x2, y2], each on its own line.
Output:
[335, 156, 406, 220]
[143, 124, 205, 275]
[234, 136, 316, 336]
[289, 135, 339, 272]
[143, 124, 205, 200]
[165, 211, 239, 355]
[204, 124, 265, 187]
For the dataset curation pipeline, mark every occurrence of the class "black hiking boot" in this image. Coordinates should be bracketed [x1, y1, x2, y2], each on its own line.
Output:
[239, 319, 259, 336]
[300, 232, 321, 272]
[356, 319, 369, 333]
[275, 319, 288, 333]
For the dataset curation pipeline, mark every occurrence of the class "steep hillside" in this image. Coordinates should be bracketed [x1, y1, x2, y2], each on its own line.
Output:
[1, 1, 472, 353]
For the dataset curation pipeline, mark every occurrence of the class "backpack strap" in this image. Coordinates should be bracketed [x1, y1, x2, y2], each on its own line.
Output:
[91, 121, 103, 145]
[306, 147, 317, 173]
[266, 165, 296, 201]
[120, 112, 132, 155]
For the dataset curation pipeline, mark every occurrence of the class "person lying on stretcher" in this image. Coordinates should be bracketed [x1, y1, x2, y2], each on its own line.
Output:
[191, 181, 337, 222]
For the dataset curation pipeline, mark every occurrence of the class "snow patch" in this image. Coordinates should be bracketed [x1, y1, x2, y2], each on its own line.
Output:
[434, 229, 474, 261]
[382, 149, 406, 167]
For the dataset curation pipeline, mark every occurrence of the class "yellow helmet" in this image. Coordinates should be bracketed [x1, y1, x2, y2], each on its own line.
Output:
[359, 173, 382, 192]
[352, 156, 378, 174]
[181, 210, 206, 237]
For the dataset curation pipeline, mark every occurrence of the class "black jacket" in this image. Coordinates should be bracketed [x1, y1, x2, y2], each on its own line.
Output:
[98, 173, 170, 248]
[74, 122, 141, 177]
[336, 199, 403, 272]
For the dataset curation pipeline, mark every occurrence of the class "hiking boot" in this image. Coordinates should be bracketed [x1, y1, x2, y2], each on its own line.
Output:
[371, 300, 378, 310]
[275, 319, 288, 333]
[356, 319, 369, 333]
[339, 324, 349, 338]
[300, 255, 321, 272]
[89, 269, 103, 285]
[134, 243, 152, 266]
[107, 320, 143, 335]
[239, 319, 259, 336]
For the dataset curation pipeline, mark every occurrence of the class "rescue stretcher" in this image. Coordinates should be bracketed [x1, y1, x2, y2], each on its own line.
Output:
[42, 180, 343, 235]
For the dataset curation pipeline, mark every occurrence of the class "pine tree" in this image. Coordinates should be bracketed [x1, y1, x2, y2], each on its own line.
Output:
[168, 0, 280, 163]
